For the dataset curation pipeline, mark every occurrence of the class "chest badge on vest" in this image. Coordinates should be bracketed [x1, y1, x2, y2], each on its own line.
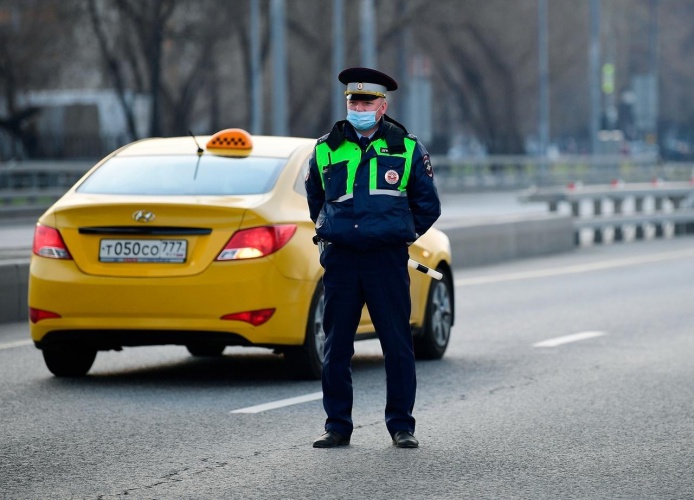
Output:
[385, 169, 400, 185]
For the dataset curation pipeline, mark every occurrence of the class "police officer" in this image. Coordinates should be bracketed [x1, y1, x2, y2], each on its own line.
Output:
[306, 67, 441, 449]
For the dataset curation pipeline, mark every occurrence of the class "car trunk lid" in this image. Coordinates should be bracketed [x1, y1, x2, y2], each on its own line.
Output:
[54, 195, 262, 277]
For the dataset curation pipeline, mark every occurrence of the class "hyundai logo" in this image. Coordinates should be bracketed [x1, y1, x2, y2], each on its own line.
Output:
[132, 210, 156, 223]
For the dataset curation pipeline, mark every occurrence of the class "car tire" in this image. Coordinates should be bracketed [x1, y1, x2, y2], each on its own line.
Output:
[186, 343, 226, 357]
[414, 268, 453, 360]
[42, 346, 97, 377]
[285, 279, 325, 380]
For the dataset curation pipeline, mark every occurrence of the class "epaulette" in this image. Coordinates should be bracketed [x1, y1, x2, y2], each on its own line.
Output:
[316, 133, 330, 145]
[407, 133, 418, 141]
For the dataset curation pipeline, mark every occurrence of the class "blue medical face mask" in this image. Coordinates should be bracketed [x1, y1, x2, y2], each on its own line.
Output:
[346, 109, 379, 131]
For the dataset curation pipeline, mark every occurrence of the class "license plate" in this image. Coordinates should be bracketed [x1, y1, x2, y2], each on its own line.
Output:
[99, 239, 187, 263]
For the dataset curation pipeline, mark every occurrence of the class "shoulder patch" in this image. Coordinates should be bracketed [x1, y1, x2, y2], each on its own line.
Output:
[423, 154, 434, 178]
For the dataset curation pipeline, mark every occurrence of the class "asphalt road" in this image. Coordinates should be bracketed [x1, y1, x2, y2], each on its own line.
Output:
[1, 238, 693, 499]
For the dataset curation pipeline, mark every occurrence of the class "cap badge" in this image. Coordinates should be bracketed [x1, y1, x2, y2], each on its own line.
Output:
[357, 82, 363, 90]
[385, 170, 399, 185]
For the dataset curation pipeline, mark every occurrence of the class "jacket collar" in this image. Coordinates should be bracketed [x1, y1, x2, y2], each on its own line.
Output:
[325, 115, 408, 154]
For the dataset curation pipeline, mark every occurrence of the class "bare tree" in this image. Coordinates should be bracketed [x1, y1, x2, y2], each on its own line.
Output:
[0, 0, 79, 158]
[86, 0, 140, 140]
[86, 0, 241, 138]
[86, 0, 175, 138]
[5, 0, 694, 159]
[410, 1, 533, 154]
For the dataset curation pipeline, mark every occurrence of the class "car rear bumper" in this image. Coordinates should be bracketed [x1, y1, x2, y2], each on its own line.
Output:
[29, 258, 317, 348]
[35, 328, 253, 350]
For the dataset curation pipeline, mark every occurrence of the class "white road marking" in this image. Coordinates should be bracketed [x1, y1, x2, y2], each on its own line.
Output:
[533, 331, 607, 348]
[454, 247, 694, 287]
[0, 339, 33, 350]
[230, 391, 323, 414]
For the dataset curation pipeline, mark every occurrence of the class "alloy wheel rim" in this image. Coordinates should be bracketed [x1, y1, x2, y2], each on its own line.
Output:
[314, 293, 326, 363]
[431, 281, 452, 347]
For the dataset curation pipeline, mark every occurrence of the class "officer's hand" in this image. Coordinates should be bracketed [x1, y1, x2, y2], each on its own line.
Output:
[406, 233, 420, 246]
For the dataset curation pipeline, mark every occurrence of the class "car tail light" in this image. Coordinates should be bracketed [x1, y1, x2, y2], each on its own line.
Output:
[221, 308, 275, 326]
[32, 225, 72, 259]
[216, 225, 297, 261]
[29, 307, 61, 323]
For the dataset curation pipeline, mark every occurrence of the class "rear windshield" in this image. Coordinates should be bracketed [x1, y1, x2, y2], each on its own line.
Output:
[77, 156, 286, 195]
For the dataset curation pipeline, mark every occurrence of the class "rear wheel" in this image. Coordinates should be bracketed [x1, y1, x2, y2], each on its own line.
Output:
[42, 346, 97, 377]
[285, 279, 325, 380]
[414, 269, 453, 360]
[186, 343, 226, 357]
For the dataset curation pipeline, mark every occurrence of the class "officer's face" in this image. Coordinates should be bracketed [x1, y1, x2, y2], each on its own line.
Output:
[347, 97, 387, 120]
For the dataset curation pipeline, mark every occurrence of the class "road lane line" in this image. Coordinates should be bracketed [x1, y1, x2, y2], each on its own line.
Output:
[0, 339, 33, 350]
[230, 391, 323, 414]
[533, 331, 607, 348]
[454, 247, 694, 287]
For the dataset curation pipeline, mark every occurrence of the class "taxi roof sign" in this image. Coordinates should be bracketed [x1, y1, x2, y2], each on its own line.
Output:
[206, 128, 253, 157]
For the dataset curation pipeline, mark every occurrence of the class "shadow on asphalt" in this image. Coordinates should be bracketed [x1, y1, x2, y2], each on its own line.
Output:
[38, 351, 399, 389]
[36, 350, 477, 395]
[31, 350, 502, 421]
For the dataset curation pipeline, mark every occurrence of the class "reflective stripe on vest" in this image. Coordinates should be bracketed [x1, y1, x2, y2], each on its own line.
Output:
[315, 137, 415, 199]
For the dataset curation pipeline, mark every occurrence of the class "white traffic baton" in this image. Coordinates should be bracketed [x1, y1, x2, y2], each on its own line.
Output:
[408, 259, 443, 281]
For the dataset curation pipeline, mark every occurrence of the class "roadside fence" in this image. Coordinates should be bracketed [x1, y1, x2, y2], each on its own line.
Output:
[433, 154, 693, 191]
[2, 156, 694, 222]
[520, 180, 694, 245]
[0, 161, 94, 219]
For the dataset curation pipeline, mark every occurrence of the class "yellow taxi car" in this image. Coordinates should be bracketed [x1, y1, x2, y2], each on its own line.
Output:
[29, 129, 454, 379]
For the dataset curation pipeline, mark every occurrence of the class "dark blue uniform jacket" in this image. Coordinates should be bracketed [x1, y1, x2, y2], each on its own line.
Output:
[305, 116, 441, 250]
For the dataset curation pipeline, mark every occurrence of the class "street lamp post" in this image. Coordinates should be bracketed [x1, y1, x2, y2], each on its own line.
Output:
[589, 0, 601, 155]
[538, 0, 549, 157]
[250, 0, 262, 134]
[360, 0, 376, 68]
[271, 0, 288, 136]
[332, 0, 345, 123]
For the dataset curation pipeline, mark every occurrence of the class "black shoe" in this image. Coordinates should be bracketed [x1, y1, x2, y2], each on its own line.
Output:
[313, 430, 350, 448]
[392, 431, 419, 448]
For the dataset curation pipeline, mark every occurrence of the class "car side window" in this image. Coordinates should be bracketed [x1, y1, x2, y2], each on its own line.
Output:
[294, 159, 309, 197]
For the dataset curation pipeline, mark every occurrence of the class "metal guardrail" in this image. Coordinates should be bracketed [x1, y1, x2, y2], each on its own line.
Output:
[433, 155, 694, 191]
[0, 133, 128, 161]
[0, 189, 67, 219]
[520, 181, 694, 213]
[2, 157, 694, 219]
[0, 161, 91, 218]
[573, 210, 694, 244]
[0, 161, 92, 189]
[520, 181, 694, 245]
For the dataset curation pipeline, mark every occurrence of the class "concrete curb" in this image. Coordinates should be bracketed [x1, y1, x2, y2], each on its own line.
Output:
[1, 259, 29, 324]
[0, 213, 575, 325]
[438, 213, 575, 268]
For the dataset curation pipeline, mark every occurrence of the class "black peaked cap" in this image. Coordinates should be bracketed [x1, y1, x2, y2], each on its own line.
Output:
[338, 67, 398, 91]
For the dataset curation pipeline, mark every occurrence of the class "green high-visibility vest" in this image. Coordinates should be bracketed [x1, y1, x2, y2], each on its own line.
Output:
[314, 136, 415, 200]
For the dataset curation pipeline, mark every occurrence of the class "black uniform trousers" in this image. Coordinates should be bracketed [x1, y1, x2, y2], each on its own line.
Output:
[320, 243, 416, 438]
